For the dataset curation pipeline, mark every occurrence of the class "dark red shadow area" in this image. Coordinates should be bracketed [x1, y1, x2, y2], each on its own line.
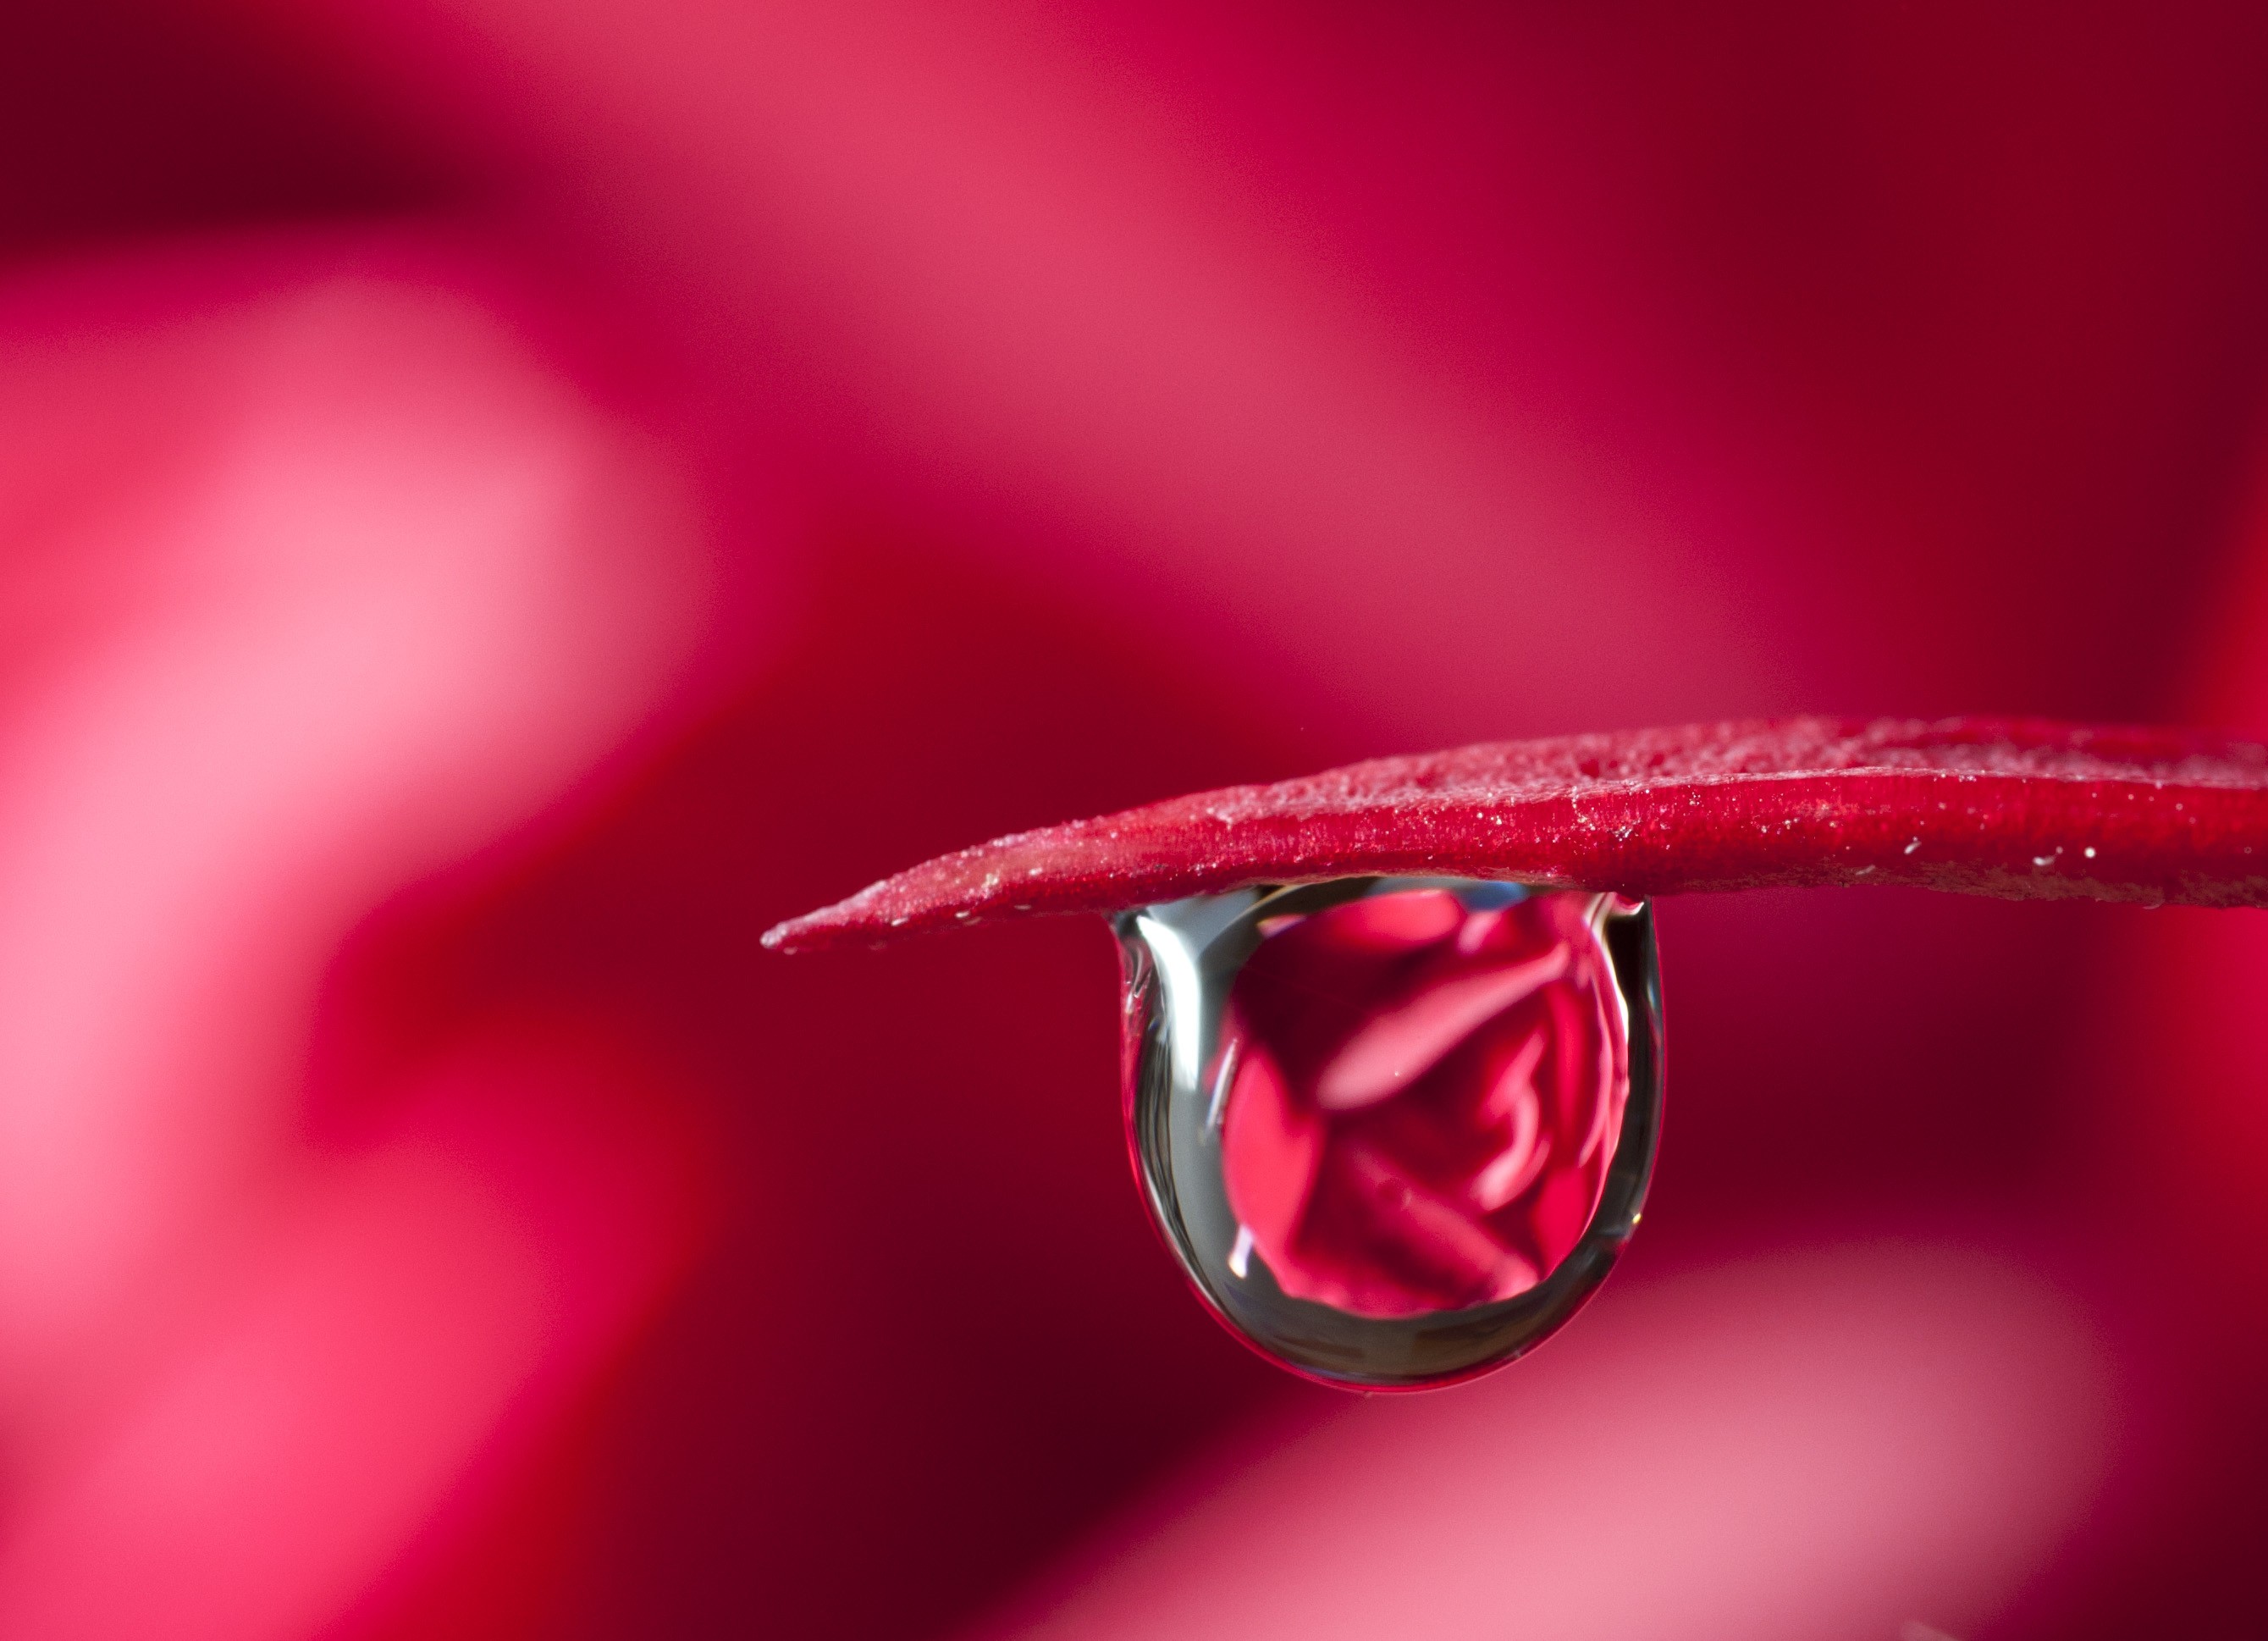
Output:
[0, 0, 467, 271]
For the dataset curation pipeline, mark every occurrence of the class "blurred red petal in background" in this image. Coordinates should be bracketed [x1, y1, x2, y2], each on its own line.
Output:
[2, 1, 2267, 1638]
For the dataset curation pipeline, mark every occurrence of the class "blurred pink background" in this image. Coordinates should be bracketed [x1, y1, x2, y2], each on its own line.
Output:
[2, 2, 2266, 1635]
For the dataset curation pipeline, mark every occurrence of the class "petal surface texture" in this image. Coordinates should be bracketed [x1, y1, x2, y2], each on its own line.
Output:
[768, 716, 2268, 949]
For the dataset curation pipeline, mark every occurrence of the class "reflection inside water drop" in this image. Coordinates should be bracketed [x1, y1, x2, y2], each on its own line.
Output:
[1117, 879, 1662, 1390]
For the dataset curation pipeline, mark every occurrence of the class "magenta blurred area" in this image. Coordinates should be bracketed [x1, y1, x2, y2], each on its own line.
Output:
[0, 1, 2265, 1636]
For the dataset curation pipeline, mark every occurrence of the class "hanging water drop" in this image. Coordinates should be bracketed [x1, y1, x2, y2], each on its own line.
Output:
[1116, 878, 1663, 1389]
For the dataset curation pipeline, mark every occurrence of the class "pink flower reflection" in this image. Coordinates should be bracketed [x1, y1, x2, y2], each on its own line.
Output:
[1222, 891, 1628, 1317]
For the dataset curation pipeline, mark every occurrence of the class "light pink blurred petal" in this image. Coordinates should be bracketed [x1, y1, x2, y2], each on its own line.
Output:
[0, 260, 708, 1412]
[976, 1246, 2111, 1641]
[0, 1047, 700, 1641]
[0, 246, 715, 1634]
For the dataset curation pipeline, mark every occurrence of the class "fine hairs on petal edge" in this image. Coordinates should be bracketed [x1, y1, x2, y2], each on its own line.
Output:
[764, 716, 2268, 953]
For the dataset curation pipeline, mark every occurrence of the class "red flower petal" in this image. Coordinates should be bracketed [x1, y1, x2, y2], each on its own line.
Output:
[764, 716, 2268, 952]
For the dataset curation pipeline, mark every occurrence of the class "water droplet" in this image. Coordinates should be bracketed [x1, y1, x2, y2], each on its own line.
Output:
[1115, 878, 1663, 1389]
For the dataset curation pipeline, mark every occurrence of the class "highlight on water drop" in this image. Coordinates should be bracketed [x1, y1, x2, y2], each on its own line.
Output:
[1116, 879, 1662, 1389]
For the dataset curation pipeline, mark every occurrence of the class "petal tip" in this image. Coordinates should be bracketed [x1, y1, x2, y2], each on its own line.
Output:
[759, 911, 841, 954]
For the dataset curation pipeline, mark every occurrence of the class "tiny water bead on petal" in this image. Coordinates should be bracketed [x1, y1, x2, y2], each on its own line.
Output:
[1117, 879, 1662, 1389]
